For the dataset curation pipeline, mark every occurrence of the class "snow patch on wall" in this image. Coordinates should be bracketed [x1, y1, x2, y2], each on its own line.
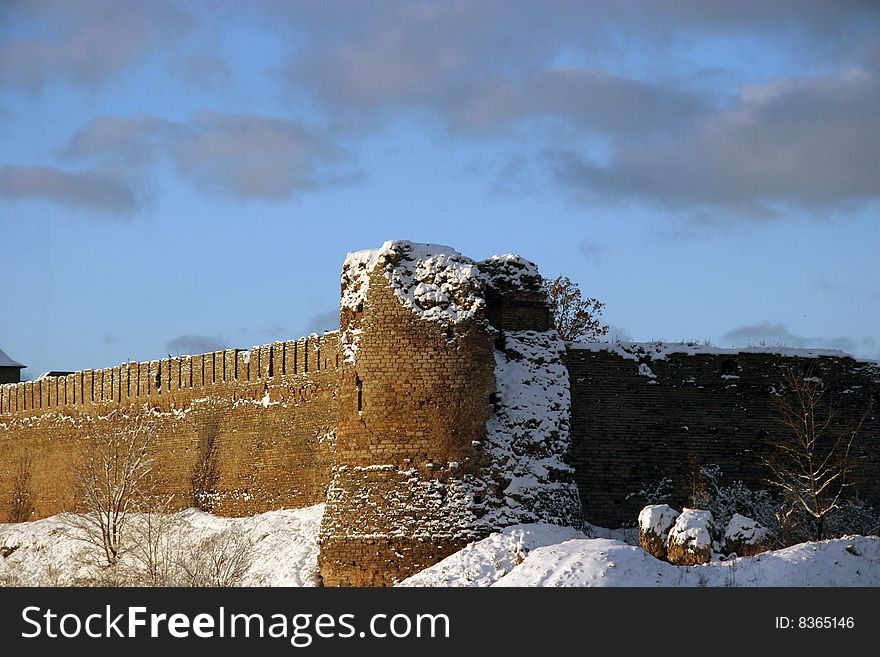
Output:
[477, 330, 583, 529]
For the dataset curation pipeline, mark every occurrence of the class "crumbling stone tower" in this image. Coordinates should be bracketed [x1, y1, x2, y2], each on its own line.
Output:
[318, 241, 582, 586]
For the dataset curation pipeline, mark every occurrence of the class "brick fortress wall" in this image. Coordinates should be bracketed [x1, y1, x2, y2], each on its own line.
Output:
[567, 343, 880, 528]
[317, 242, 581, 586]
[318, 247, 496, 586]
[1, 240, 878, 586]
[0, 334, 340, 520]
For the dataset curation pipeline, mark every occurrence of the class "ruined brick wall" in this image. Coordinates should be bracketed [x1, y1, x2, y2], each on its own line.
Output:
[479, 256, 553, 333]
[318, 243, 582, 586]
[4, 240, 879, 587]
[567, 343, 880, 528]
[0, 333, 340, 521]
[0, 240, 581, 592]
[318, 245, 497, 586]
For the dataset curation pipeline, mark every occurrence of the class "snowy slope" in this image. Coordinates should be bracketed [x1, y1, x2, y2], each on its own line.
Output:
[403, 532, 880, 587]
[0, 505, 324, 587]
[398, 523, 586, 587]
[3, 510, 878, 587]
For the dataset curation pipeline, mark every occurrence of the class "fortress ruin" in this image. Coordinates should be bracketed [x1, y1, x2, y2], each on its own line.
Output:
[1, 240, 878, 586]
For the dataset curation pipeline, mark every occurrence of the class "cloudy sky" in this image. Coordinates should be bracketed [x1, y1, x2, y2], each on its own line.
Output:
[1, 0, 878, 377]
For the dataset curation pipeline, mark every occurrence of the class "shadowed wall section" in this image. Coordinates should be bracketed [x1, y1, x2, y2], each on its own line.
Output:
[567, 343, 880, 528]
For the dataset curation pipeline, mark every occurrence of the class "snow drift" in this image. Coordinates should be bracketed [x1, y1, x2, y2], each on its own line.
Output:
[2, 508, 878, 587]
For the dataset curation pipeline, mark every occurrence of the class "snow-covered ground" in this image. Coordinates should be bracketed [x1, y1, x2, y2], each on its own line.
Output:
[399, 525, 880, 587]
[2, 509, 877, 586]
[398, 524, 585, 587]
[0, 505, 323, 587]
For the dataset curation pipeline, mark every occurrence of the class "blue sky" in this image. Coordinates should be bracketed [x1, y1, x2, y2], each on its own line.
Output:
[1, 1, 878, 377]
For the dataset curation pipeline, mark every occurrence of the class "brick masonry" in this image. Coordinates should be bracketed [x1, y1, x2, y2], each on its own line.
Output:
[0, 335, 339, 519]
[1, 241, 879, 586]
[567, 344, 880, 528]
[318, 257, 497, 586]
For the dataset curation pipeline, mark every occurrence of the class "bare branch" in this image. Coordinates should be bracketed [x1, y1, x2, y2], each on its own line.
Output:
[68, 407, 157, 567]
[762, 367, 871, 541]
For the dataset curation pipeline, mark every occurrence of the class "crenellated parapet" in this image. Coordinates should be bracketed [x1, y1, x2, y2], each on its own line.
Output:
[0, 334, 339, 419]
[0, 333, 341, 520]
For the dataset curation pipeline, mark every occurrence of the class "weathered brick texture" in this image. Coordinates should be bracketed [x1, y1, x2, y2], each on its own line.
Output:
[0, 335, 340, 519]
[567, 345, 880, 528]
[319, 253, 497, 586]
[2, 242, 879, 588]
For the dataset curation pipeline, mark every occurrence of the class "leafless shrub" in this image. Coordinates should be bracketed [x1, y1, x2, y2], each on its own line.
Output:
[123, 497, 180, 586]
[1, 563, 67, 587]
[689, 464, 780, 536]
[0, 569, 24, 587]
[70, 566, 130, 587]
[68, 408, 156, 567]
[177, 529, 253, 587]
[825, 495, 880, 537]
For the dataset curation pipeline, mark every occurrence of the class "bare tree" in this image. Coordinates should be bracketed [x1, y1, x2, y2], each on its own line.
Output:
[71, 409, 156, 567]
[8, 451, 33, 523]
[544, 275, 609, 342]
[764, 366, 873, 541]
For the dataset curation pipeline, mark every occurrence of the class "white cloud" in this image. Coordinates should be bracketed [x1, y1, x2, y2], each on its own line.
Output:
[165, 334, 228, 356]
[721, 322, 877, 358]
[0, 165, 139, 216]
[0, 0, 191, 92]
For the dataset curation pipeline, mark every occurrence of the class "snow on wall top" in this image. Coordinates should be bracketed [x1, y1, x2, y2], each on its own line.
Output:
[477, 254, 544, 294]
[340, 244, 387, 315]
[341, 240, 485, 325]
[569, 340, 857, 361]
